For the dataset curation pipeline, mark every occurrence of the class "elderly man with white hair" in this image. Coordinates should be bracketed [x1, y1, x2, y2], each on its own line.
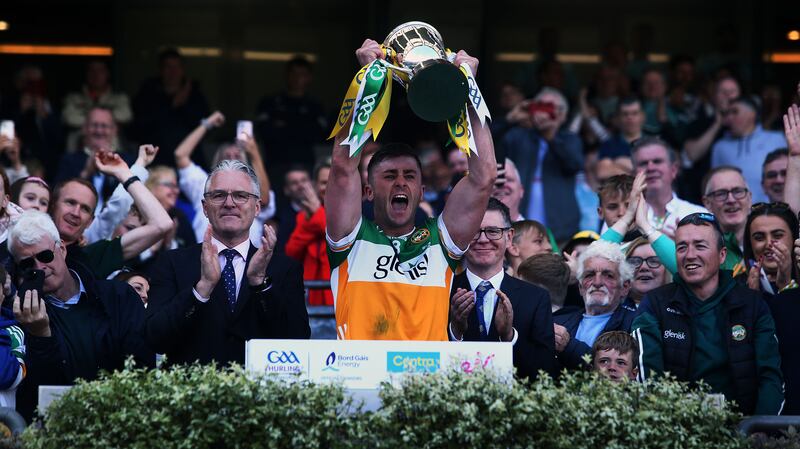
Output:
[8, 210, 154, 422]
[553, 239, 637, 370]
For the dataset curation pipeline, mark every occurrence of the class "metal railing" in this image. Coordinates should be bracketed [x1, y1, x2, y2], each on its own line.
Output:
[738, 415, 800, 436]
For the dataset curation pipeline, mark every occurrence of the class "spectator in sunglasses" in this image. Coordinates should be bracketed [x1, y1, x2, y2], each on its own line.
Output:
[7, 210, 154, 422]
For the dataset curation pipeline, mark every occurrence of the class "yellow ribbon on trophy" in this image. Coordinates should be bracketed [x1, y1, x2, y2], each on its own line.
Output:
[329, 58, 394, 157]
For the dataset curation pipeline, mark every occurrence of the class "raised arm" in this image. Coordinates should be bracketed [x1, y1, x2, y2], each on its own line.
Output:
[325, 131, 363, 241]
[174, 111, 224, 169]
[94, 152, 172, 260]
[783, 98, 800, 215]
[240, 133, 271, 208]
[441, 52, 498, 249]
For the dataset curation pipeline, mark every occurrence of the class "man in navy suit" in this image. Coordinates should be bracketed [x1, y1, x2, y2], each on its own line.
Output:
[449, 198, 556, 379]
[145, 160, 309, 365]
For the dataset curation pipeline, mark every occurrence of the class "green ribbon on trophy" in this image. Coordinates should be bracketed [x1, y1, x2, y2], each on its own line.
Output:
[330, 21, 490, 158]
[329, 60, 393, 157]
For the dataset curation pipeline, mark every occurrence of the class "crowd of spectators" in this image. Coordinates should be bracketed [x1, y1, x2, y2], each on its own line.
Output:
[0, 40, 799, 425]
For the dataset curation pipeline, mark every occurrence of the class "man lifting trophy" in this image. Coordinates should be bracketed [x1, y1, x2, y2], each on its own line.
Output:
[329, 21, 492, 157]
[325, 22, 498, 341]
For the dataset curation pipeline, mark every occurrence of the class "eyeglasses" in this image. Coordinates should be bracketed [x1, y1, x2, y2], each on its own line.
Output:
[203, 190, 259, 205]
[705, 187, 748, 203]
[627, 256, 663, 269]
[472, 227, 510, 241]
[764, 170, 787, 180]
[17, 248, 55, 271]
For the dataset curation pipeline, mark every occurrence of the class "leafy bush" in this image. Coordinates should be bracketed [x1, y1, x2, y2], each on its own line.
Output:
[22, 362, 361, 449]
[20, 362, 753, 449]
[750, 427, 800, 449]
[372, 368, 745, 449]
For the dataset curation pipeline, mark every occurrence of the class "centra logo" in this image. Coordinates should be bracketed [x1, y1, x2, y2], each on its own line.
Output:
[663, 329, 686, 340]
[267, 351, 300, 364]
[387, 351, 440, 373]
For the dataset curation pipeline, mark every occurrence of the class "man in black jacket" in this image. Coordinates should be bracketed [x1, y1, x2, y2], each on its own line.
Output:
[553, 240, 636, 371]
[449, 198, 555, 379]
[632, 212, 783, 415]
[146, 160, 309, 366]
[7, 210, 153, 422]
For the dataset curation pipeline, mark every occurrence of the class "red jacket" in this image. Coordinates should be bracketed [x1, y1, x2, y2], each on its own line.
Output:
[285, 206, 333, 306]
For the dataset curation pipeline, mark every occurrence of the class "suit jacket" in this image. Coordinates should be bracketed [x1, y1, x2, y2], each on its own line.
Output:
[553, 298, 637, 371]
[503, 126, 583, 242]
[145, 243, 310, 366]
[452, 272, 556, 379]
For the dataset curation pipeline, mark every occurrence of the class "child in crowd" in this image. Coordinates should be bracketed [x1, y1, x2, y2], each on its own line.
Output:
[592, 331, 639, 382]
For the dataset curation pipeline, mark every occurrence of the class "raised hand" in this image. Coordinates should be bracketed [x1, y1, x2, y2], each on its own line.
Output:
[356, 39, 383, 67]
[493, 290, 514, 342]
[746, 258, 763, 292]
[95, 151, 133, 182]
[453, 50, 479, 77]
[299, 182, 321, 216]
[563, 250, 579, 284]
[134, 144, 159, 168]
[784, 103, 800, 156]
[206, 111, 225, 129]
[771, 240, 793, 290]
[246, 224, 277, 286]
[449, 288, 475, 340]
[196, 227, 221, 298]
[13, 289, 50, 337]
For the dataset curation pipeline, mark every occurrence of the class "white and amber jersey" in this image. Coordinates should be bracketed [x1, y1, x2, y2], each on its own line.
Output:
[326, 215, 464, 341]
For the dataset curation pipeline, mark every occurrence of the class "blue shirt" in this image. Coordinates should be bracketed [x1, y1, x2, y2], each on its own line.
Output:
[527, 138, 548, 225]
[575, 312, 613, 347]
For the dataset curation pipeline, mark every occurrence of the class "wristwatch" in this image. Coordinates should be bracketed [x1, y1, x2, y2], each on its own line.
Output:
[249, 275, 272, 292]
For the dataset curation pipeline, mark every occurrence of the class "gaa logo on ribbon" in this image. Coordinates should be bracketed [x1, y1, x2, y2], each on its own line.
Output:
[267, 351, 300, 364]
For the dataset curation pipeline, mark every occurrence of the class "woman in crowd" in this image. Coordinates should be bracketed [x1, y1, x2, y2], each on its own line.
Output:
[624, 236, 672, 306]
[144, 166, 194, 247]
[9, 176, 49, 212]
[742, 202, 799, 294]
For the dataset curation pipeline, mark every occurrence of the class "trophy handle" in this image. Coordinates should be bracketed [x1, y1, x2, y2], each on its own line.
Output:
[379, 46, 413, 74]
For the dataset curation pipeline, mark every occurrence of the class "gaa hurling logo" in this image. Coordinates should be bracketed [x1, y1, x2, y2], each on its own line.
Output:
[265, 350, 303, 374]
[387, 352, 440, 373]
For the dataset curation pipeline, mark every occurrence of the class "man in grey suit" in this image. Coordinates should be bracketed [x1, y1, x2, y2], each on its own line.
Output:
[502, 87, 583, 243]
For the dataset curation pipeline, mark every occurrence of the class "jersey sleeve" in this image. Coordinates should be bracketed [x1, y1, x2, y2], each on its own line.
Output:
[326, 217, 363, 269]
[437, 215, 467, 270]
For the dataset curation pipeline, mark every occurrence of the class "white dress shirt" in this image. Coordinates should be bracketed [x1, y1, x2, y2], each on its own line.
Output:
[449, 268, 518, 344]
[645, 192, 707, 231]
[192, 237, 251, 303]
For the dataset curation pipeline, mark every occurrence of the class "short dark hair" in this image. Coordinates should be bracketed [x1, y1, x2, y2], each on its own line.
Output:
[517, 253, 570, 305]
[669, 54, 694, 70]
[597, 174, 634, 206]
[701, 165, 743, 196]
[592, 331, 640, 369]
[114, 270, 150, 284]
[486, 197, 512, 227]
[676, 212, 725, 250]
[158, 47, 183, 65]
[366, 143, 422, 184]
[284, 164, 310, 182]
[763, 148, 789, 171]
[50, 178, 99, 215]
[631, 136, 677, 164]
[287, 55, 313, 72]
[616, 96, 641, 113]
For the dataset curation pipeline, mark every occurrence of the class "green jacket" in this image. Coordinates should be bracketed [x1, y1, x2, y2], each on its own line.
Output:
[632, 272, 784, 415]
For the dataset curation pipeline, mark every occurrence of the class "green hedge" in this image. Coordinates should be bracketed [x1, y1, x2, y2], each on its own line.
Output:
[20, 362, 754, 449]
